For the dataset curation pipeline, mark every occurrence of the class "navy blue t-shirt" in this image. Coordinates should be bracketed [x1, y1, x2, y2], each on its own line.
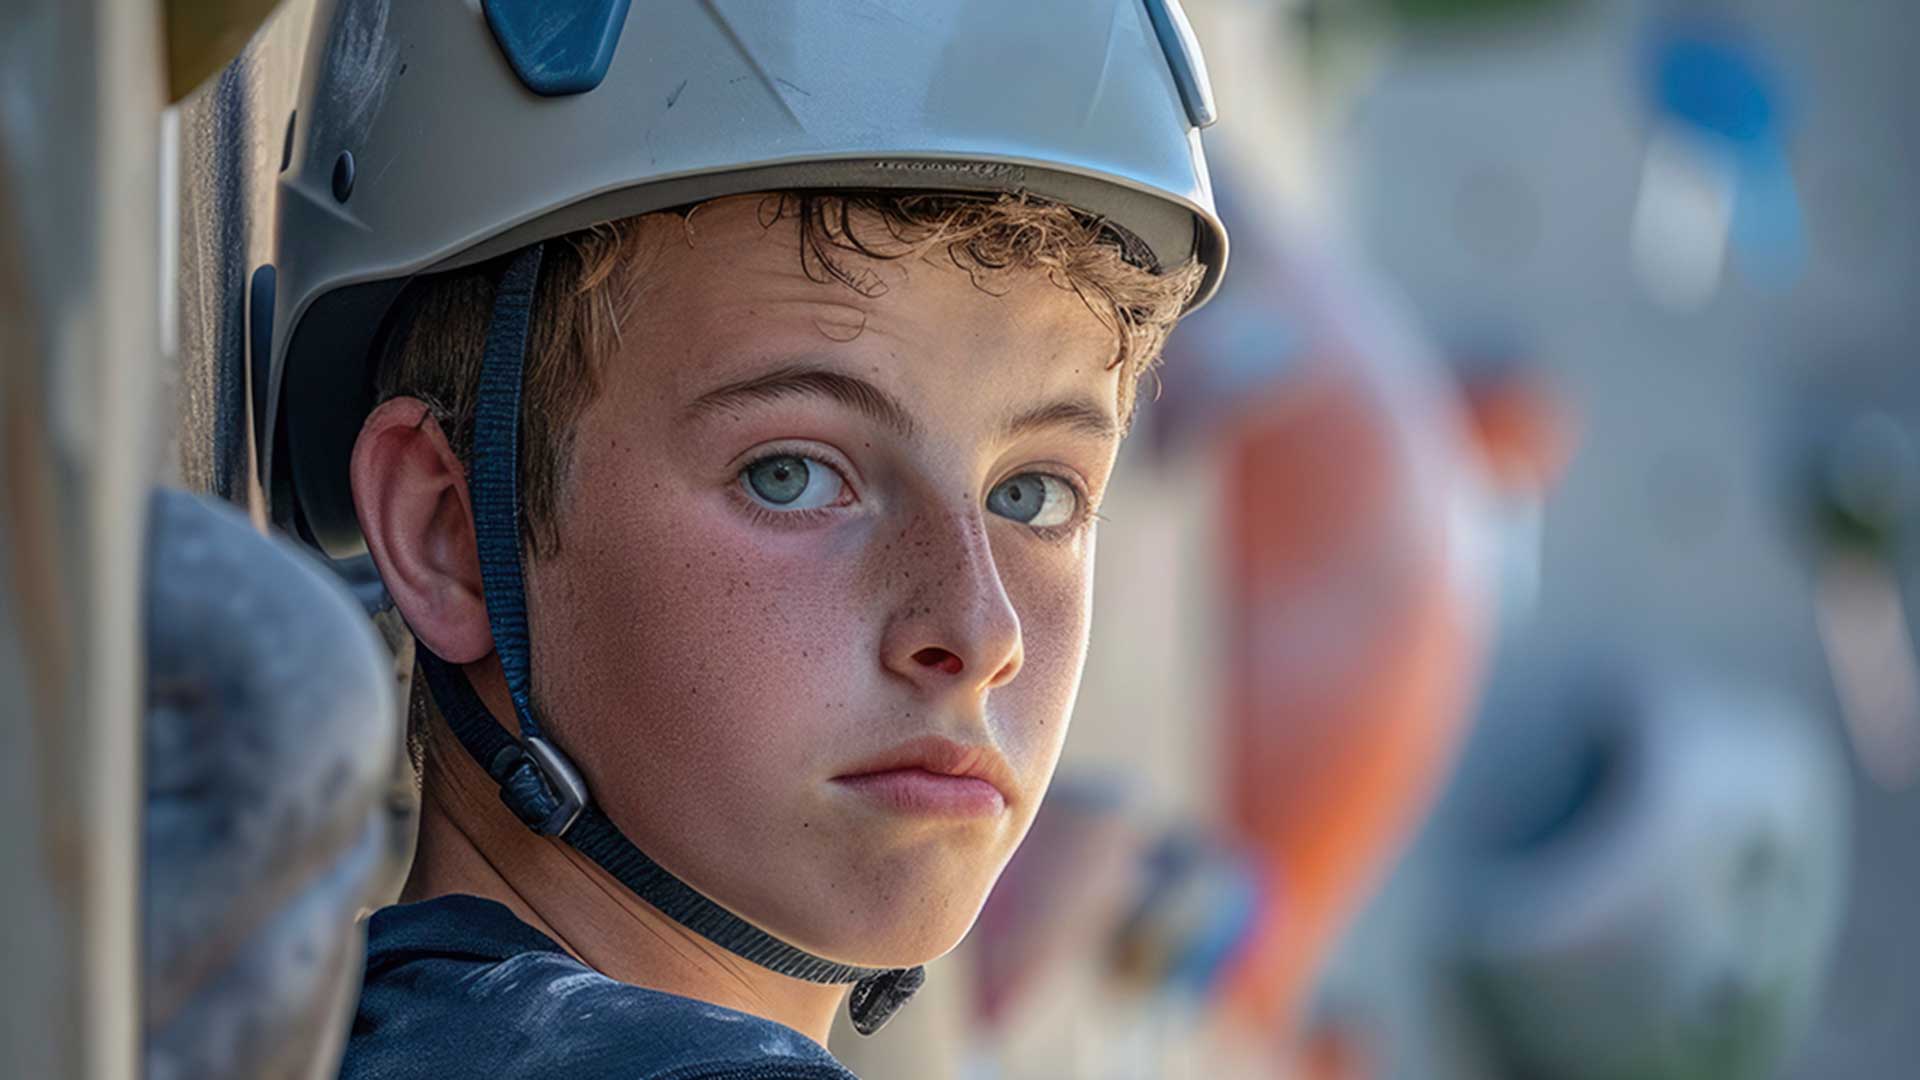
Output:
[338, 894, 859, 1079]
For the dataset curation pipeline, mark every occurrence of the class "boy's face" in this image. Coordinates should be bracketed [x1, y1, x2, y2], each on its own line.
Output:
[526, 197, 1126, 966]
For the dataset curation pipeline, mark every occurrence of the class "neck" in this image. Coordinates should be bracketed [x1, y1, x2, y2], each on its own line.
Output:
[399, 672, 849, 1046]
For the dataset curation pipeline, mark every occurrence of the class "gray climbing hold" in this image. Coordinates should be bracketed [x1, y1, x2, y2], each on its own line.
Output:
[143, 489, 398, 1080]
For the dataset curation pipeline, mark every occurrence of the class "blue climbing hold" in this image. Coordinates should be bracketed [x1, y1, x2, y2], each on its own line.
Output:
[1652, 26, 1781, 147]
[482, 0, 632, 97]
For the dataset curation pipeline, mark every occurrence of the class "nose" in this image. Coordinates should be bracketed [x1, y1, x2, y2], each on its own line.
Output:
[878, 506, 1024, 696]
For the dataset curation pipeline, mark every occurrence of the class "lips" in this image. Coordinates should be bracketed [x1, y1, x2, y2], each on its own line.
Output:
[833, 735, 1015, 818]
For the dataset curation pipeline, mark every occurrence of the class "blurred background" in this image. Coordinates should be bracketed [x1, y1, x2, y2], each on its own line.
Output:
[5, 0, 1916, 1077]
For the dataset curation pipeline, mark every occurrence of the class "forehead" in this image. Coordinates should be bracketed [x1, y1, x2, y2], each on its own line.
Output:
[610, 196, 1125, 409]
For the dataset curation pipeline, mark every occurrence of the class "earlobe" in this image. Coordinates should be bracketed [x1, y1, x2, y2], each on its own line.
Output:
[352, 398, 493, 663]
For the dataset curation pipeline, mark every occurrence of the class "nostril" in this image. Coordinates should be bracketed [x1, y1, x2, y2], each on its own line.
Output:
[912, 647, 964, 675]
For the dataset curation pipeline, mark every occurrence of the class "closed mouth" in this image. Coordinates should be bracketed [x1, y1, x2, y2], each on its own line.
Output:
[832, 735, 1015, 816]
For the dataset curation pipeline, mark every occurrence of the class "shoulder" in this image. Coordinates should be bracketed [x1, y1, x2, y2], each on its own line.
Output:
[337, 895, 856, 1080]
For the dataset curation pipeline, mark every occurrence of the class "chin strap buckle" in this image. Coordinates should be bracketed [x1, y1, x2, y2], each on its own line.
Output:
[847, 965, 926, 1036]
[487, 736, 589, 837]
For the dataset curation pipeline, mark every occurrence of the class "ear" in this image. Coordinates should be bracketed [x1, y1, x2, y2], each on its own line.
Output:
[352, 398, 493, 663]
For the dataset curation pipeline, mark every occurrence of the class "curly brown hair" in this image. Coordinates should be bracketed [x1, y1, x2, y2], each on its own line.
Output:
[373, 191, 1202, 556]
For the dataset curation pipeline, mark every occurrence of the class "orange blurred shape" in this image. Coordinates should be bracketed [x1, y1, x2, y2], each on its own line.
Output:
[1215, 355, 1488, 1032]
[1295, 1016, 1379, 1080]
[1459, 369, 1578, 495]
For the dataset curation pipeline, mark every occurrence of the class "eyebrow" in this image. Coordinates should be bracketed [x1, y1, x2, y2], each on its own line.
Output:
[683, 361, 1121, 443]
[685, 364, 918, 439]
[1001, 398, 1121, 443]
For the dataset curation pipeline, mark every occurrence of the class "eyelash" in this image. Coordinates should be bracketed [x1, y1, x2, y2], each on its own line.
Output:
[727, 447, 1098, 541]
[736, 499, 839, 531]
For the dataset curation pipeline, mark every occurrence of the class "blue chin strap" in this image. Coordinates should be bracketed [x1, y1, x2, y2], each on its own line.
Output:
[414, 242, 924, 1036]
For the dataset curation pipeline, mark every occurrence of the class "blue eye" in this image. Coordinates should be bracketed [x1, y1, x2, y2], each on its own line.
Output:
[741, 454, 846, 510]
[987, 473, 1078, 528]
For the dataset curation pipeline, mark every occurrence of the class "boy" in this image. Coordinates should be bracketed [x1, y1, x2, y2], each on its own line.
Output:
[263, 2, 1227, 1076]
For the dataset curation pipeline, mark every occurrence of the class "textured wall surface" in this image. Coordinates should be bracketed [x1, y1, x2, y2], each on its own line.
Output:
[171, 0, 313, 505]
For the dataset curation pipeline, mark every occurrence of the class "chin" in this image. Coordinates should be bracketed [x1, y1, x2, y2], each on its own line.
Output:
[780, 867, 998, 970]
[834, 916, 980, 971]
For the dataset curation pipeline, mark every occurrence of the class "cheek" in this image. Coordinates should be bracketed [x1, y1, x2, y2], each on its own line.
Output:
[529, 471, 879, 811]
[994, 534, 1097, 768]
